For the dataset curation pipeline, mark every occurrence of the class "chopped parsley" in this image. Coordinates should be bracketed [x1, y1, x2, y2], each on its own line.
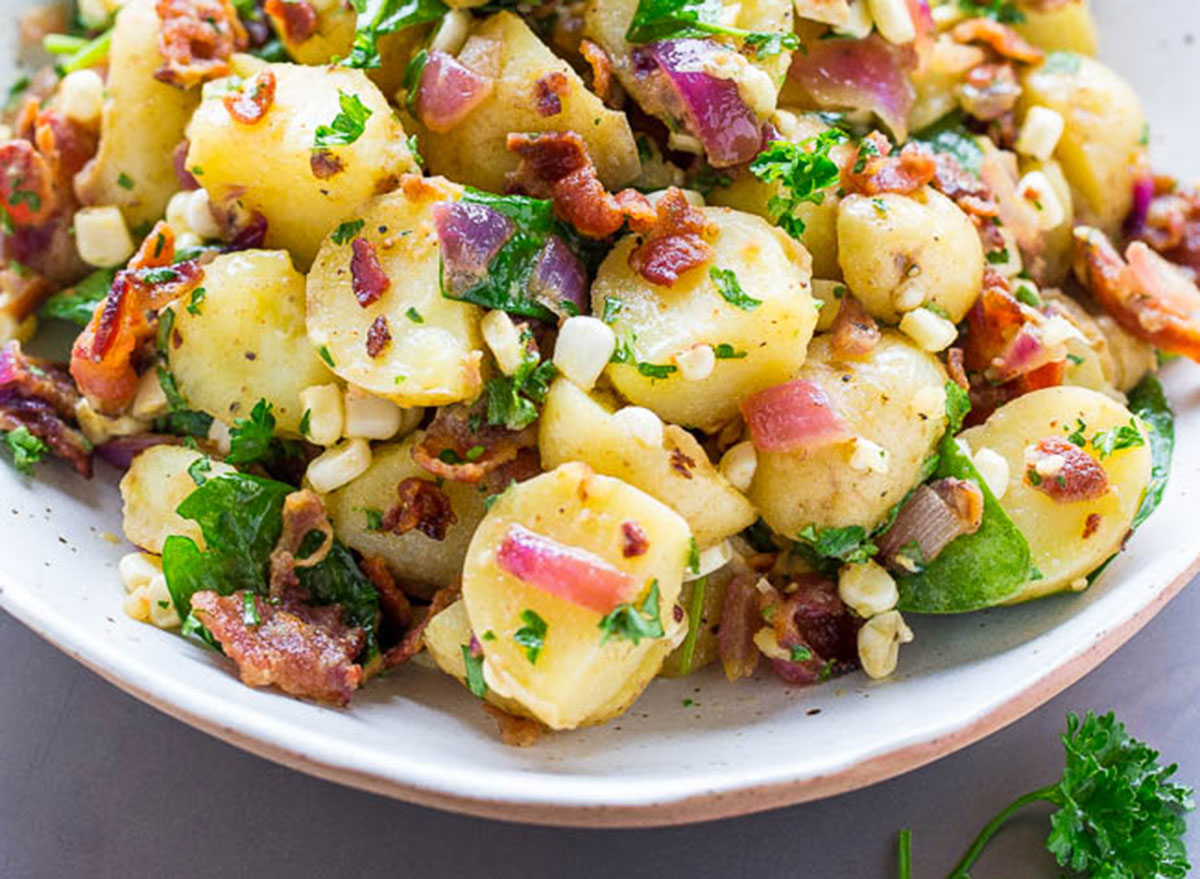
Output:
[318, 345, 336, 368]
[513, 609, 548, 664]
[242, 591, 261, 627]
[2, 426, 48, 476]
[185, 287, 206, 316]
[625, 0, 798, 56]
[1091, 419, 1146, 459]
[299, 409, 312, 437]
[686, 537, 700, 574]
[796, 524, 878, 570]
[636, 361, 677, 380]
[712, 343, 748, 359]
[957, 0, 1024, 24]
[749, 129, 848, 240]
[986, 248, 1011, 265]
[225, 399, 279, 466]
[344, 0, 449, 70]
[601, 295, 624, 324]
[598, 580, 665, 645]
[790, 645, 812, 662]
[362, 507, 384, 531]
[709, 266, 761, 311]
[405, 306, 424, 323]
[485, 341, 557, 431]
[116, 172, 135, 190]
[461, 644, 488, 697]
[313, 91, 373, 150]
[187, 456, 213, 486]
[331, 219, 365, 246]
[677, 575, 707, 675]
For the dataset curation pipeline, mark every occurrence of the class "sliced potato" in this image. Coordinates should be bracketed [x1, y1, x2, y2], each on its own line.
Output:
[1014, 0, 1098, 55]
[169, 249, 333, 434]
[749, 332, 949, 535]
[593, 206, 818, 431]
[325, 434, 488, 596]
[1020, 158, 1076, 286]
[74, 0, 201, 229]
[962, 386, 1153, 601]
[539, 379, 756, 547]
[462, 462, 691, 730]
[305, 177, 486, 407]
[186, 62, 416, 267]
[120, 446, 234, 554]
[838, 187, 984, 323]
[414, 12, 639, 192]
[423, 599, 530, 716]
[1019, 54, 1146, 237]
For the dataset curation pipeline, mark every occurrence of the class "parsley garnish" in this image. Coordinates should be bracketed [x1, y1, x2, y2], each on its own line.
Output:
[709, 266, 761, 311]
[299, 409, 312, 437]
[957, 0, 1024, 23]
[945, 381, 971, 436]
[636, 361, 677, 380]
[117, 172, 135, 190]
[187, 456, 213, 486]
[514, 609, 548, 664]
[749, 130, 848, 240]
[318, 345, 336, 368]
[625, 0, 798, 56]
[796, 524, 878, 569]
[2, 426, 48, 476]
[313, 91, 373, 150]
[790, 645, 812, 662]
[242, 591, 261, 627]
[686, 537, 700, 574]
[1091, 419, 1146, 459]
[186, 287, 206, 316]
[677, 575, 707, 674]
[344, 0, 448, 70]
[712, 343, 748, 359]
[331, 219, 365, 246]
[225, 399, 282, 467]
[602, 296, 624, 324]
[362, 507, 384, 531]
[486, 346, 557, 431]
[598, 580, 665, 645]
[405, 306, 424, 323]
[461, 644, 488, 697]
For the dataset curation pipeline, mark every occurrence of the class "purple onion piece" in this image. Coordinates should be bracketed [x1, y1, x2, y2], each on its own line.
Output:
[1125, 174, 1155, 237]
[529, 235, 588, 319]
[96, 433, 184, 471]
[433, 201, 514, 294]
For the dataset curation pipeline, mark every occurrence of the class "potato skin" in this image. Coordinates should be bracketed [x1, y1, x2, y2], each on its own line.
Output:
[539, 379, 756, 547]
[120, 446, 234, 554]
[462, 462, 690, 730]
[837, 187, 984, 324]
[74, 0, 200, 229]
[169, 250, 334, 434]
[414, 12, 639, 192]
[305, 177, 486, 407]
[1019, 54, 1146, 237]
[962, 386, 1153, 601]
[186, 63, 416, 267]
[593, 206, 818, 431]
[325, 435, 488, 598]
[749, 332, 949, 535]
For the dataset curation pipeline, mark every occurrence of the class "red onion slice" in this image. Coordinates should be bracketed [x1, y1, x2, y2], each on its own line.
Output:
[529, 235, 588, 319]
[876, 478, 984, 572]
[96, 433, 184, 470]
[496, 524, 637, 614]
[717, 570, 762, 681]
[1125, 174, 1156, 237]
[739, 379, 852, 454]
[415, 50, 495, 134]
[433, 200, 514, 294]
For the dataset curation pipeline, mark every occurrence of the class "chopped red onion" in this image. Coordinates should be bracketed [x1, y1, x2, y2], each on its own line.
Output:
[496, 524, 637, 614]
[876, 478, 983, 572]
[530, 235, 588, 319]
[739, 379, 852, 454]
[96, 434, 183, 470]
[415, 50, 495, 134]
[1125, 174, 1156, 237]
[433, 200, 514, 294]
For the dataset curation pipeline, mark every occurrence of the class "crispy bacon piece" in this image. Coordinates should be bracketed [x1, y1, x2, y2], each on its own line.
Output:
[223, 69, 276, 125]
[482, 704, 545, 748]
[842, 136, 937, 197]
[958, 62, 1021, 122]
[1074, 227, 1200, 362]
[350, 237, 389, 307]
[264, 0, 318, 43]
[533, 71, 568, 117]
[69, 223, 205, 414]
[951, 17, 1045, 65]
[579, 39, 612, 103]
[268, 490, 335, 599]
[1134, 180, 1200, 273]
[1083, 512, 1102, 539]
[309, 150, 343, 180]
[0, 138, 57, 225]
[931, 152, 998, 219]
[382, 477, 457, 541]
[717, 568, 762, 682]
[412, 400, 539, 485]
[365, 315, 391, 358]
[946, 346, 969, 390]
[1024, 437, 1109, 503]
[360, 555, 413, 636]
[763, 575, 862, 686]
[155, 0, 248, 89]
[192, 590, 365, 706]
[505, 132, 653, 239]
[620, 520, 650, 558]
[0, 341, 92, 477]
[829, 292, 881, 359]
[627, 188, 714, 287]
[383, 582, 460, 669]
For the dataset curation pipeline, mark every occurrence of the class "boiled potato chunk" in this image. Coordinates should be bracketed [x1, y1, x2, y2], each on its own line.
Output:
[1015, 0, 1098, 55]
[120, 446, 234, 554]
[838, 187, 984, 323]
[306, 177, 485, 407]
[1021, 158, 1075, 286]
[463, 463, 690, 730]
[186, 63, 416, 266]
[74, 0, 200, 229]
[539, 379, 756, 547]
[1020, 55, 1146, 237]
[325, 434, 488, 596]
[422, 599, 530, 716]
[749, 332, 949, 535]
[169, 250, 333, 434]
[594, 206, 818, 431]
[961, 386, 1153, 602]
[415, 12, 639, 191]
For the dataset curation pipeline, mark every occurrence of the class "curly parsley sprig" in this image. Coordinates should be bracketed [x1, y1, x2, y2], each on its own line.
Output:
[749, 129, 848, 240]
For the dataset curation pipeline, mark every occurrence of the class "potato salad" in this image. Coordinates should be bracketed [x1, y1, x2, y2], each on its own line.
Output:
[1, 0, 1193, 743]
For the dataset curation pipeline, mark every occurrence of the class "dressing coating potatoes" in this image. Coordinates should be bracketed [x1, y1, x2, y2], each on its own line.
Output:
[120, 446, 234, 554]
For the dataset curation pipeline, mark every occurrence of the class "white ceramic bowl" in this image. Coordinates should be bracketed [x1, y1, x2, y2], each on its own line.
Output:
[2, 0, 1198, 828]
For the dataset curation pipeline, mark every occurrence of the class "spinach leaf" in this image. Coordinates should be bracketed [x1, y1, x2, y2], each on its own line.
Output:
[1127, 375, 1173, 531]
[896, 436, 1034, 614]
[345, 0, 448, 69]
[625, 0, 798, 55]
[37, 268, 116, 326]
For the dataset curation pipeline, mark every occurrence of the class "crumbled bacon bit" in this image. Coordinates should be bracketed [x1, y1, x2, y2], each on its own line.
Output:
[0, 341, 92, 477]
[192, 590, 365, 706]
[762, 574, 863, 685]
[382, 477, 458, 541]
[627, 188, 714, 287]
[223, 69, 276, 126]
[309, 149, 344, 179]
[951, 17, 1045, 65]
[1134, 180, 1200, 274]
[533, 71, 568, 117]
[360, 555, 413, 635]
[946, 347, 969, 390]
[412, 400, 539, 485]
[620, 520, 650, 558]
[365, 315, 391, 358]
[1083, 512, 1103, 539]
[1024, 437, 1109, 503]
[173, 140, 201, 190]
[717, 569, 762, 682]
[482, 704, 545, 748]
[579, 39, 612, 104]
[382, 582, 461, 669]
[505, 131, 654, 239]
[930, 152, 998, 219]
[350, 237, 389, 308]
[269, 490, 334, 596]
[155, 0, 248, 89]
[829, 292, 881, 360]
[264, 0, 318, 44]
[0, 138, 56, 226]
[843, 137, 937, 197]
[958, 62, 1021, 122]
[669, 447, 694, 479]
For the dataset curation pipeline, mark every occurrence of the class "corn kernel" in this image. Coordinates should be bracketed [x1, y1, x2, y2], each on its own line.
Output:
[673, 344, 715, 382]
[77, 0, 110, 28]
[836, 0, 874, 38]
[299, 383, 344, 446]
[858, 610, 914, 679]
[868, 0, 916, 44]
[74, 206, 135, 268]
[306, 438, 372, 493]
[119, 552, 162, 594]
[131, 369, 168, 420]
[59, 69, 105, 124]
[553, 316, 616, 392]
[838, 560, 898, 618]
[343, 388, 404, 440]
[430, 9, 472, 55]
[899, 307, 958, 352]
[849, 436, 890, 475]
[480, 310, 526, 376]
[207, 418, 232, 455]
[685, 539, 732, 582]
[719, 440, 757, 492]
[185, 189, 222, 240]
[612, 406, 663, 448]
[1016, 170, 1066, 231]
[1016, 106, 1065, 162]
[972, 446, 1010, 499]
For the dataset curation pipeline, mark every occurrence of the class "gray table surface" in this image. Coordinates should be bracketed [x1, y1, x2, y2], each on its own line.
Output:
[3, 574, 1198, 879]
